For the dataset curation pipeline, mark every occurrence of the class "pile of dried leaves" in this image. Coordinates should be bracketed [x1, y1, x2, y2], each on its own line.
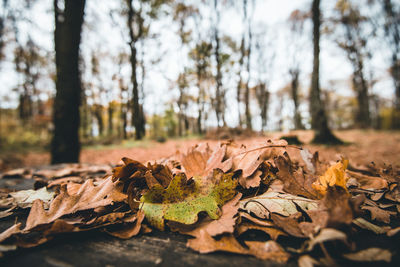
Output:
[0, 140, 399, 265]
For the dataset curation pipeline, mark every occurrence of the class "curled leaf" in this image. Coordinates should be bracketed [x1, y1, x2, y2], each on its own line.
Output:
[239, 191, 318, 219]
[312, 159, 349, 195]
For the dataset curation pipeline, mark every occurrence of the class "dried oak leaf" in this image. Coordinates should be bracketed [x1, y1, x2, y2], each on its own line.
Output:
[34, 163, 111, 179]
[321, 186, 354, 227]
[112, 157, 148, 183]
[170, 193, 242, 237]
[25, 177, 126, 230]
[179, 143, 232, 179]
[352, 217, 390, 234]
[187, 230, 289, 262]
[274, 154, 318, 199]
[312, 159, 349, 196]
[271, 212, 306, 238]
[0, 187, 54, 210]
[47, 176, 84, 189]
[346, 170, 388, 191]
[361, 205, 396, 224]
[140, 169, 237, 230]
[385, 183, 400, 202]
[236, 222, 287, 240]
[238, 211, 275, 227]
[239, 191, 318, 219]
[227, 139, 287, 189]
[104, 210, 145, 239]
[112, 157, 173, 195]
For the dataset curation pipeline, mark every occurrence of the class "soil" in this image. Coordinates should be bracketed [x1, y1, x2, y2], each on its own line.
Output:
[1, 130, 400, 170]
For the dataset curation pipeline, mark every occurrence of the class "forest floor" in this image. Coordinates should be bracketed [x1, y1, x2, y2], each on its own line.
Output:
[1, 129, 399, 171]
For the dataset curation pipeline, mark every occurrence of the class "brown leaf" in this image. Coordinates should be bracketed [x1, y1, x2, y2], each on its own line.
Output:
[146, 163, 173, 188]
[321, 186, 354, 227]
[244, 240, 290, 262]
[175, 193, 241, 237]
[180, 143, 232, 179]
[361, 205, 395, 224]
[385, 184, 400, 202]
[105, 211, 145, 239]
[238, 212, 275, 227]
[187, 230, 289, 262]
[271, 213, 306, 238]
[187, 231, 247, 254]
[387, 226, 400, 237]
[47, 176, 84, 188]
[1, 168, 32, 179]
[112, 157, 147, 183]
[236, 222, 287, 240]
[347, 170, 388, 191]
[0, 223, 21, 242]
[298, 209, 329, 237]
[352, 217, 390, 234]
[275, 154, 318, 199]
[25, 177, 126, 230]
[35, 164, 111, 179]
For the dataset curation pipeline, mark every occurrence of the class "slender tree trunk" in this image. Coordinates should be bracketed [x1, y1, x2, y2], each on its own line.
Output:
[196, 65, 203, 134]
[94, 105, 104, 136]
[108, 104, 113, 136]
[213, 0, 223, 128]
[393, 58, 400, 129]
[256, 83, 269, 132]
[51, 0, 85, 163]
[127, 0, 144, 140]
[244, 0, 252, 130]
[353, 64, 370, 128]
[80, 89, 90, 138]
[310, 0, 341, 144]
[290, 69, 304, 129]
[237, 37, 245, 127]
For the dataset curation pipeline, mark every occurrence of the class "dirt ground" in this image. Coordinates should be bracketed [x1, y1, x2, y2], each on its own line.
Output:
[1, 130, 400, 170]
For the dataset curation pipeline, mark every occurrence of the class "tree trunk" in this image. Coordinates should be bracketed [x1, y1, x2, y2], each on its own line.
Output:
[256, 83, 269, 132]
[127, 0, 145, 140]
[353, 65, 370, 128]
[289, 69, 304, 130]
[80, 89, 90, 138]
[196, 67, 203, 134]
[108, 104, 113, 136]
[237, 37, 245, 128]
[310, 0, 341, 144]
[244, 0, 252, 130]
[383, 0, 400, 129]
[51, 0, 85, 163]
[393, 58, 400, 129]
[94, 105, 104, 136]
[213, 0, 223, 128]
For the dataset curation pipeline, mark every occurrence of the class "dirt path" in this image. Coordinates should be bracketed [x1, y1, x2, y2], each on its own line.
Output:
[3, 130, 400, 169]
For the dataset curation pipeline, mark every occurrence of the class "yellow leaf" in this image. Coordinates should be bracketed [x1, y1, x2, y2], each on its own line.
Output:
[312, 159, 349, 195]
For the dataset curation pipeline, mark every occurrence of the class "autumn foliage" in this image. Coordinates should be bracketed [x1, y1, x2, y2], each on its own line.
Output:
[0, 140, 399, 264]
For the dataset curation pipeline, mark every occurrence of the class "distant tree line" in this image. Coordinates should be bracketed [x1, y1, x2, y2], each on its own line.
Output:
[0, 0, 399, 162]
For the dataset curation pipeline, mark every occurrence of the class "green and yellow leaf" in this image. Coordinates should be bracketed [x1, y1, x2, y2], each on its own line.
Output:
[140, 170, 237, 230]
